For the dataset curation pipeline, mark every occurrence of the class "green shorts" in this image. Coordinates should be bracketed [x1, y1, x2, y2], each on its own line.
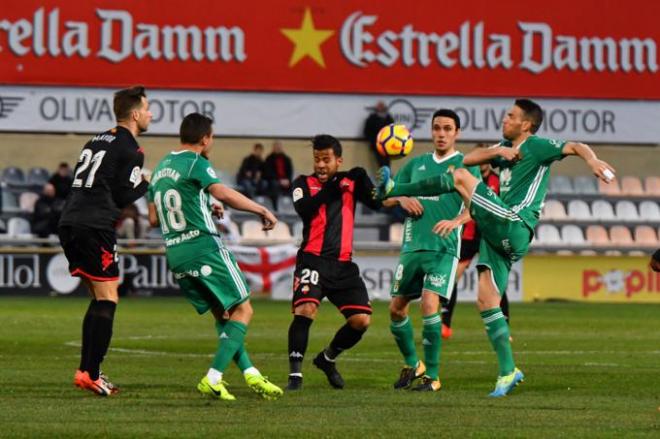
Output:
[469, 182, 531, 294]
[391, 251, 458, 300]
[171, 248, 250, 314]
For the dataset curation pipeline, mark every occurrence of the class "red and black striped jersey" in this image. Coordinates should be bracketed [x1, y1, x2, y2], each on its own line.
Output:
[292, 167, 381, 262]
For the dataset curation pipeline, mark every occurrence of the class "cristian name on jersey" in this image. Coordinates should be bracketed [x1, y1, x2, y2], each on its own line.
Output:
[148, 150, 223, 268]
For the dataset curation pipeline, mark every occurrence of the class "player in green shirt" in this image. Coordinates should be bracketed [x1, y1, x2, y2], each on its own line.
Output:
[382, 109, 481, 392]
[377, 99, 616, 396]
[148, 113, 283, 401]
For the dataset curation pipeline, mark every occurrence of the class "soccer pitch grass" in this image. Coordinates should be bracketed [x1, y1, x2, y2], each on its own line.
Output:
[1, 298, 658, 438]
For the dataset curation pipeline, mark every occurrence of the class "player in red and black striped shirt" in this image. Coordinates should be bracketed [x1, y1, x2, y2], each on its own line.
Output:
[286, 134, 382, 391]
[440, 146, 510, 339]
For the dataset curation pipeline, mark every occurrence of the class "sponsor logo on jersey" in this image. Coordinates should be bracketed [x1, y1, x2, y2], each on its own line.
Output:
[427, 273, 447, 288]
[207, 167, 217, 178]
[417, 164, 426, 171]
[201, 265, 212, 276]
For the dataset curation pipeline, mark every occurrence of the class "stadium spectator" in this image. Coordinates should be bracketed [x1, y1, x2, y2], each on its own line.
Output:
[651, 249, 660, 272]
[48, 162, 73, 200]
[236, 142, 267, 198]
[286, 134, 382, 391]
[60, 86, 152, 396]
[116, 203, 146, 243]
[363, 100, 394, 168]
[31, 183, 63, 238]
[264, 140, 293, 210]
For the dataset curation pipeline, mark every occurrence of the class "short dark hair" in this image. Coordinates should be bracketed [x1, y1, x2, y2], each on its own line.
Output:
[312, 134, 342, 157]
[515, 99, 543, 134]
[180, 113, 213, 145]
[431, 109, 461, 130]
[113, 86, 146, 121]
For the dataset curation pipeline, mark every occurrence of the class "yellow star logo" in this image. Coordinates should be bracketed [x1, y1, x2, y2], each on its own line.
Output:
[281, 8, 334, 68]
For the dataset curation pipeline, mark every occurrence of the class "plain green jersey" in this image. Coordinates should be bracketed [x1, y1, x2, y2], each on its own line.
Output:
[395, 151, 481, 256]
[492, 135, 566, 230]
[148, 150, 223, 268]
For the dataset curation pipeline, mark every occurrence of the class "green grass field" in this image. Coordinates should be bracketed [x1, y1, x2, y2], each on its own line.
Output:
[1, 297, 658, 438]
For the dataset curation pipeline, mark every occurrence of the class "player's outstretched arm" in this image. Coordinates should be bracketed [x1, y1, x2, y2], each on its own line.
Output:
[562, 142, 616, 183]
[208, 183, 277, 230]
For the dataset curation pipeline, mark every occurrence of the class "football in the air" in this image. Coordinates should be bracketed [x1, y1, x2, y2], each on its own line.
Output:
[376, 124, 414, 158]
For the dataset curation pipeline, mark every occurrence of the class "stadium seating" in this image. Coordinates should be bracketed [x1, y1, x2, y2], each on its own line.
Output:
[267, 222, 293, 241]
[561, 224, 586, 246]
[241, 220, 268, 240]
[549, 175, 573, 194]
[6, 217, 31, 236]
[567, 200, 591, 221]
[620, 176, 644, 196]
[638, 201, 660, 221]
[542, 199, 567, 220]
[1, 167, 26, 186]
[598, 178, 621, 196]
[645, 176, 660, 196]
[389, 223, 403, 243]
[1, 189, 20, 213]
[354, 227, 380, 242]
[253, 195, 275, 212]
[18, 192, 39, 213]
[591, 200, 616, 221]
[614, 200, 639, 222]
[26, 167, 50, 187]
[573, 176, 598, 194]
[634, 225, 658, 247]
[277, 196, 296, 214]
[585, 225, 609, 246]
[609, 225, 634, 246]
[536, 224, 562, 245]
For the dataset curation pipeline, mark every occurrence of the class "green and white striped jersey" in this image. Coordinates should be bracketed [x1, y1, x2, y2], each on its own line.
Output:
[493, 135, 566, 230]
[394, 151, 481, 256]
[148, 150, 223, 268]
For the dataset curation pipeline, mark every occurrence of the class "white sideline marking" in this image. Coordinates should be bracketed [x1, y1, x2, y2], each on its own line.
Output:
[63, 340, 658, 368]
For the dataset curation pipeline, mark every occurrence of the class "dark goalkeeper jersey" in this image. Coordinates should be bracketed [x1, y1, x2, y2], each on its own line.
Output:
[59, 126, 148, 232]
[292, 167, 382, 262]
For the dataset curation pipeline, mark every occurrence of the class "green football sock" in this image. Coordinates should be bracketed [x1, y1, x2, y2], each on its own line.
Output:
[388, 174, 455, 197]
[422, 313, 442, 380]
[481, 307, 515, 376]
[215, 320, 253, 372]
[211, 320, 247, 373]
[390, 316, 418, 367]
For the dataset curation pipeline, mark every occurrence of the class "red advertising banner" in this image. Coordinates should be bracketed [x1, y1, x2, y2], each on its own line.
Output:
[0, 1, 658, 99]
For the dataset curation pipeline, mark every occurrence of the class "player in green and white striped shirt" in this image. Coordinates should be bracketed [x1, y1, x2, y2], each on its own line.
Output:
[377, 99, 616, 397]
[148, 113, 283, 401]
